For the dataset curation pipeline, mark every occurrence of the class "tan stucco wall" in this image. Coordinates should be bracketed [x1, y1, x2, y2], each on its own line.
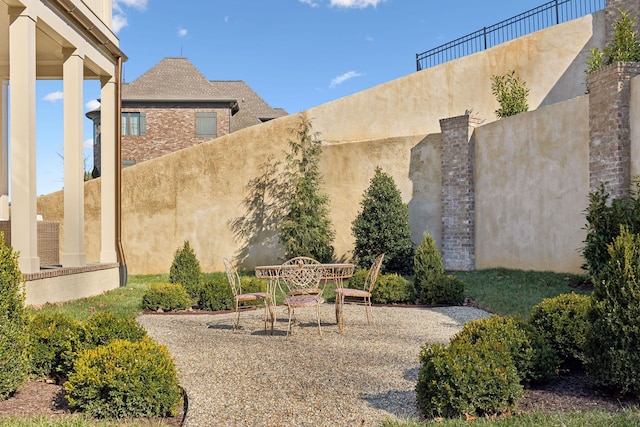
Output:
[474, 96, 590, 274]
[308, 12, 605, 143]
[36, 12, 607, 275]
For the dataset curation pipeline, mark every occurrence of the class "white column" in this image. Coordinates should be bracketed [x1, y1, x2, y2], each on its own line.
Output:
[100, 75, 117, 263]
[9, 10, 39, 273]
[0, 80, 9, 220]
[62, 51, 86, 267]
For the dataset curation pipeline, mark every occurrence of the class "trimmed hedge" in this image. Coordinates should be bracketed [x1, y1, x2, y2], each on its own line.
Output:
[142, 282, 192, 312]
[64, 337, 182, 419]
[416, 340, 523, 419]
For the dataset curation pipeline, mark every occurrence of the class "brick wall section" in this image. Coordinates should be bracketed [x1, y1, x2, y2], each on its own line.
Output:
[606, 0, 640, 41]
[122, 106, 231, 165]
[588, 62, 640, 198]
[440, 114, 482, 271]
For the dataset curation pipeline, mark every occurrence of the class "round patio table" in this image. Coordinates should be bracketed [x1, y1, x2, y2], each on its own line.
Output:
[255, 263, 355, 333]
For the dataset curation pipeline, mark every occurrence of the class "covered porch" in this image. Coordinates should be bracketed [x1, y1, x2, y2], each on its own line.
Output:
[0, 0, 126, 304]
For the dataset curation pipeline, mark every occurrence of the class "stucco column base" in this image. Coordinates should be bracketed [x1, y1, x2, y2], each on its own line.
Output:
[62, 253, 87, 268]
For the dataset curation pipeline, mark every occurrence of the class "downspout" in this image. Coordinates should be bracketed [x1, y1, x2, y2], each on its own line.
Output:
[116, 55, 127, 286]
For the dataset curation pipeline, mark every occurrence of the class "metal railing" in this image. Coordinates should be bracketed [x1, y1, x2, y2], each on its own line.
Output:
[416, 0, 605, 71]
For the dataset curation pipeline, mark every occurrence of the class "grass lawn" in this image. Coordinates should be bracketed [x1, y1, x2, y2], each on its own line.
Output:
[18, 268, 639, 426]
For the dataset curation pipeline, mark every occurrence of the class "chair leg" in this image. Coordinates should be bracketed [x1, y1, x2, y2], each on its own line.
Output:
[286, 306, 293, 336]
[365, 297, 372, 325]
[233, 300, 240, 331]
[315, 304, 323, 337]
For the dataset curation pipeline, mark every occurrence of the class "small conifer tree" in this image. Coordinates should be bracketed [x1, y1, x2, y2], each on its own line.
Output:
[168, 239, 202, 300]
[279, 114, 335, 263]
[584, 226, 640, 395]
[352, 167, 414, 275]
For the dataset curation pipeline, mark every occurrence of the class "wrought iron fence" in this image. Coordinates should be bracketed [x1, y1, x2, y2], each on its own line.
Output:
[416, 0, 605, 71]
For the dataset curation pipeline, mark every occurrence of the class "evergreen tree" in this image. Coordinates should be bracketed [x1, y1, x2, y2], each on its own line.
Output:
[352, 167, 414, 275]
[278, 114, 335, 262]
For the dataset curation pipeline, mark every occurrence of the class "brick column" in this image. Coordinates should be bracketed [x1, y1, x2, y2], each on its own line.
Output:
[440, 114, 482, 271]
[606, 0, 640, 41]
[588, 62, 640, 198]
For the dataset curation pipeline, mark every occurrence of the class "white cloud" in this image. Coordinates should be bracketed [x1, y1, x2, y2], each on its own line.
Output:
[112, 14, 128, 33]
[329, 71, 363, 88]
[330, 0, 385, 8]
[112, 0, 147, 33]
[299, 0, 320, 7]
[113, 0, 147, 12]
[86, 99, 101, 111]
[177, 27, 188, 37]
[43, 91, 63, 102]
[84, 138, 94, 149]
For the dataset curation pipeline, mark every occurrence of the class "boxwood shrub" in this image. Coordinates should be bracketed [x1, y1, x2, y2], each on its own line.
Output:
[197, 277, 234, 311]
[529, 293, 590, 368]
[27, 312, 88, 382]
[371, 273, 414, 304]
[64, 337, 182, 419]
[142, 282, 192, 312]
[84, 311, 147, 348]
[416, 340, 523, 419]
[451, 315, 558, 385]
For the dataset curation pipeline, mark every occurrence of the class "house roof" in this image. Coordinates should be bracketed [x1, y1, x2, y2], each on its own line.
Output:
[120, 57, 287, 130]
[122, 57, 225, 101]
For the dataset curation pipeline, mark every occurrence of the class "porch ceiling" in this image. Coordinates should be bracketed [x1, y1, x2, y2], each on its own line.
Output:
[0, 1, 102, 80]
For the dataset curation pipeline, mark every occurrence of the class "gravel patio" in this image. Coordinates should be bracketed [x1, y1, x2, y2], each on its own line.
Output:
[137, 303, 490, 427]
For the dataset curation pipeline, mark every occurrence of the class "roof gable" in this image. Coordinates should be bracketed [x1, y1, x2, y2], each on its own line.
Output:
[123, 57, 224, 101]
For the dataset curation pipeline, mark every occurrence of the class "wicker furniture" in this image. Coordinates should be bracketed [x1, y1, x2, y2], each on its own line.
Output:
[334, 253, 384, 331]
[223, 258, 271, 332]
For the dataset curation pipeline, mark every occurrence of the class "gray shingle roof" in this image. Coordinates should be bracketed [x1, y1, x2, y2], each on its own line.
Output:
[121, 57, 287, 131]
[122, 57, 225, 101]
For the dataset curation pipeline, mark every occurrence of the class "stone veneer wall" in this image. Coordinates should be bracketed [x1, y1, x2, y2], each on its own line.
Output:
[588, 62, 640, 198]
[440, 115, 483, 271]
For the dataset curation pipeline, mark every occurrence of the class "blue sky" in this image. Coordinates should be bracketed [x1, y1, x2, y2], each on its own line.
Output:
[35, 0, 546, 195]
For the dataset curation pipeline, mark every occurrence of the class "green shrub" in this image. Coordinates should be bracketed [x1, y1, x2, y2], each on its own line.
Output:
[84, 311, 147, 348]
[491, 69, 529, 119]
[529, 293, 591, 368]
[0, 233, 30, 398]
[346, 269, 368, 290]
[582, 181, 640, 282]
[416, 340, 523, 419]
[197, 277, 234, 311]
[142, 282, 192, 312]
[413, 232, 464, 305]
[584, 227, 640, 396]
[586, 10, 640, 75]
[371, 274, 414, 304]
[413, 231, 443, 304]
[27, 312, 87, 382]
[169, 239, 203, 300]
[351, 167, 414, 276]
[451, 315, 558, 385]
[65, 337, 181, 419]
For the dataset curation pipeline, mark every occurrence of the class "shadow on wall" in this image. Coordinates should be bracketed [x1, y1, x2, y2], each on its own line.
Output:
[539, 11, 606, 107]
[408, 134, 444, 249]
[228, 155, 286, 269]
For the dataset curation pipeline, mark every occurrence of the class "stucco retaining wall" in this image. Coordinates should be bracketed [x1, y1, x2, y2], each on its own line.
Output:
[36, 12, 608, 275]
[474, 96, 590, 273]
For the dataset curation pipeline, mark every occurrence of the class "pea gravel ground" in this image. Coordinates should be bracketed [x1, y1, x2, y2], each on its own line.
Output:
[137, 303, 490, 427]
